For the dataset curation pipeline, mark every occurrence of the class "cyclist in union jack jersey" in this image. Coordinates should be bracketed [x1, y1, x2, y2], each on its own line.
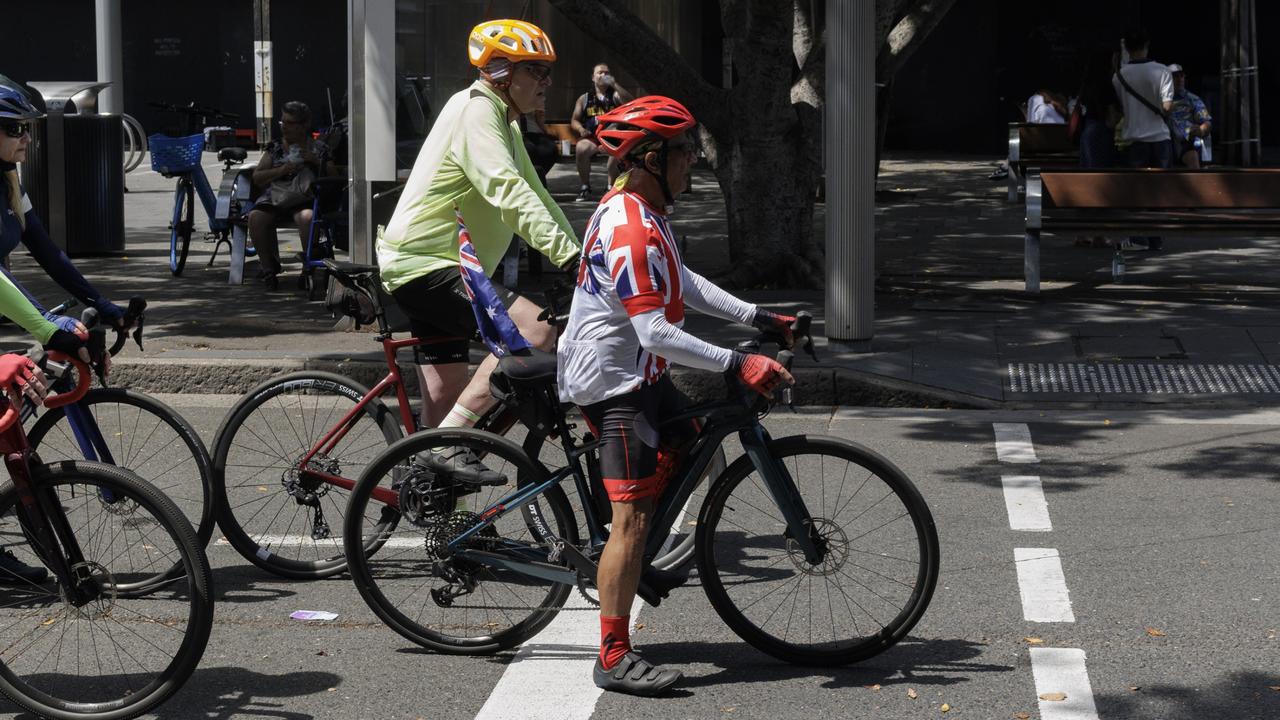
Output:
[557, 96, 796, 696]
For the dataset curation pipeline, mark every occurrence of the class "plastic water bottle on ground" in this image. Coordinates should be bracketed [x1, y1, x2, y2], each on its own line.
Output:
[1112, 249, 1126, 283]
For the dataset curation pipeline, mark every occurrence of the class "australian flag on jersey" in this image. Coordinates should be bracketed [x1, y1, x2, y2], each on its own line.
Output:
[456, 210, 531, 357]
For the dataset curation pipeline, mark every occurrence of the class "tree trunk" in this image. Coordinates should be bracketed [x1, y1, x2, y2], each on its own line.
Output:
[712, 127, 822, 288]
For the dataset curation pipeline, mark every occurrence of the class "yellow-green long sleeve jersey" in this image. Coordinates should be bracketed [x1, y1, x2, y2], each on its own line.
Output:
[376, 81, 580, 293]
[0, 270, 55, 344]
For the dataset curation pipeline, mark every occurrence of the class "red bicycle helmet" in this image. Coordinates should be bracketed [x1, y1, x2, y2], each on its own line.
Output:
[594, 96, 695, 161]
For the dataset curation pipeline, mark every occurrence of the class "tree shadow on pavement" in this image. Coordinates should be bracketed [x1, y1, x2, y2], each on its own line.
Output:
[1151, 434, 1280, 484]
[1094, 670, 1280, 720]
[641, 637, 1007, 691]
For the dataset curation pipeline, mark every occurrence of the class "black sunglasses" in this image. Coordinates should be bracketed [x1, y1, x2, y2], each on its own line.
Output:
[1, 122, 31, 139]
[520, 64, 553, 83]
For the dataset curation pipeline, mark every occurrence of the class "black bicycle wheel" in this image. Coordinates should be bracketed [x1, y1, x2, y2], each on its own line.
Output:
[212, 371, 402, 579]
[696, 435, 938, 666]
[0, 461, 214, 720]
[26, 388, 215, 547]
[345, 428, 577, 655]
[170, 178, 193, 276]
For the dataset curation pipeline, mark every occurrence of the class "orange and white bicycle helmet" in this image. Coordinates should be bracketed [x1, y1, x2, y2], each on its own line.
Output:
[468, 19, 557, 69]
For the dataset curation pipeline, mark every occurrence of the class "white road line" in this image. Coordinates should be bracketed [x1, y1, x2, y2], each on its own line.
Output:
[993, 423, 1038, 463]
[1030, 647, 1101, 720]
[1014, 548, 1075, 622]
[473, 595, 642, 720]
[1001, 476, 1052, 531]
[476, 490, 697, 719]
[834, 407, 1280, 425]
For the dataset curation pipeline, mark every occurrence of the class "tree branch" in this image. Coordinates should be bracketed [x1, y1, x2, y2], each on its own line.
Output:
[545, 0, 729, 134]
[875, 0, 958, 80]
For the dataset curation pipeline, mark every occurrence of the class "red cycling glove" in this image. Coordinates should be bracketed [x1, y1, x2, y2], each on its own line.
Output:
[0, 354, 36, 396]
[731, 351, 789, 398]
[752, 309, 796, 348]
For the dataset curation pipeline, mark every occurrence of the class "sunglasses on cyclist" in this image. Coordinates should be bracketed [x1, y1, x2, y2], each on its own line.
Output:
[1, 122, 31, 139]
[520, 63, 553, 83]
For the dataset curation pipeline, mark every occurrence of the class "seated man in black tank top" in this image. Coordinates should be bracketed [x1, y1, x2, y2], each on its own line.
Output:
[570, 62, 631, 202]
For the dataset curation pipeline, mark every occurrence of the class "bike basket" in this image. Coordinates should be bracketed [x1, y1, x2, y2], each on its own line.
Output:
[148, 133, 205, 175]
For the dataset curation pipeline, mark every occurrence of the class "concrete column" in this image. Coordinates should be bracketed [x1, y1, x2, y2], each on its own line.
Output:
[253, 0, 273, 147]
[824, 0, 875, 343]
[94, 0, 123, 114]
[348, 0, 397, 264]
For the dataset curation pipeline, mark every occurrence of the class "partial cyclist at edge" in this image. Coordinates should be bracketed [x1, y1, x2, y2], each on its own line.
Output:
[375, 19, 580, 481]
[557, 95, 797, 696]
[1, 79, 130, 336]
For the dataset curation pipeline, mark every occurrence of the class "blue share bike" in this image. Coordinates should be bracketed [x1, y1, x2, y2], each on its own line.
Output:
[148, 101, 254, 277]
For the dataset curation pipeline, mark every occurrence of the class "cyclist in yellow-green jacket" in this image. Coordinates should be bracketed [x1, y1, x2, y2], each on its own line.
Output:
[376, 19, 578, 479]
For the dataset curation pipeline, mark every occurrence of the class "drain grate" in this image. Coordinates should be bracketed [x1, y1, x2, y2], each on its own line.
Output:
[1008, 362, 1280, 394]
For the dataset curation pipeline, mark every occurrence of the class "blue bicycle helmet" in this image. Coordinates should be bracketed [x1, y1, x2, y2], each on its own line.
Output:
[0, 77, 43, 121]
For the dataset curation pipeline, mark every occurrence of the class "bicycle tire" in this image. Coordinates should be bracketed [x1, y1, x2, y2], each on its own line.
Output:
[345, 428, 577, 655]
[696, 435, 938, 666]
[0, 461, 214, 720]
[212, 371, 403, 579]
[26, 388, 216, 581]
[170, 178, 193, 276]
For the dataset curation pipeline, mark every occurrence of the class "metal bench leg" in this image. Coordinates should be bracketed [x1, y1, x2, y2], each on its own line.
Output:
[1007, 168, 1019, 203]
[228, 225, 247, 285]
[1024, 229, 1040, 294]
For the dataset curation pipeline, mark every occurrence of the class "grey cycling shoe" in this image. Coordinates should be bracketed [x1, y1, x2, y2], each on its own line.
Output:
[593, 651, 682, 697]
[422, 447, 508, 486]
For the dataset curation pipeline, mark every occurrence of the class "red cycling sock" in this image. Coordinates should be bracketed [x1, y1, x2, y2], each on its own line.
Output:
[599, 615, 632, 670]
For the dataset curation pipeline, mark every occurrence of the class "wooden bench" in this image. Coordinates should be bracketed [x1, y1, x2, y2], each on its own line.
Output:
[1023, 168, 1280, 293]
[1007, 123, 1078, 202]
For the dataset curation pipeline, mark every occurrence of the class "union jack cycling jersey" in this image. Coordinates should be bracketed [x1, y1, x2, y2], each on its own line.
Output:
[557, 188, 757, 406]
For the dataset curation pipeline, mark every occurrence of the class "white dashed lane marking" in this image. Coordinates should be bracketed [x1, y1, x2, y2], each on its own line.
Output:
[1001, 475, 1052, 531]
[1030, 647, 1101, 720]
[993, 423, 1039, 463]
[1014, 548, 1076, 622]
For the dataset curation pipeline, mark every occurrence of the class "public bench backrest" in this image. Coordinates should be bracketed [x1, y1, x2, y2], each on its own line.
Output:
[1041, 169, 1280, 210]
[1015, 123, 1073, 156]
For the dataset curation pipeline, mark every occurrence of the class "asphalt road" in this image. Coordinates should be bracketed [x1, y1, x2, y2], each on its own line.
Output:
[6, 401, 1278, 720]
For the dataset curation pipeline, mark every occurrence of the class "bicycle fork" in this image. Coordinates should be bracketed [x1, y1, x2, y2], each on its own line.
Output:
[4, 451, 99, 606]
[739, 425, 825, 565]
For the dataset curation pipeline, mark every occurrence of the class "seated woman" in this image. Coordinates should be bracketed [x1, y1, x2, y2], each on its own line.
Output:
[247, 100, 336, 290]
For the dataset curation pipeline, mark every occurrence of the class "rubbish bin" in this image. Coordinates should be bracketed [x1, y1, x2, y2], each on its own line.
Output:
[20, 81, 124, 255]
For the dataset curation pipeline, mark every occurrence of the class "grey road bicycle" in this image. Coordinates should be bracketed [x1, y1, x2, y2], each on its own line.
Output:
[343, 314, 939, 664]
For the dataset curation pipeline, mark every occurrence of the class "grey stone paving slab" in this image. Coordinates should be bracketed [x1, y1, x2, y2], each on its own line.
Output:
[1078, 336, 1183, 359]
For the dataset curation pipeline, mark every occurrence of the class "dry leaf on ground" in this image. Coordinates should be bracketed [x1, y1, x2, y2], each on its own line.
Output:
[867, 684, 882, 691]
[941, 703, 951, 712]
[1024, 636, 1044, 644]
[1145, 626, 1166, 637]
[907, 688, 918, 699]
[1014, 713, 1031, 720]
[1039, 692, 1068, 701]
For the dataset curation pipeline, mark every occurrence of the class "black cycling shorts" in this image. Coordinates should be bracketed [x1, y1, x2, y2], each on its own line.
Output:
[390, 267, 521, 365]
[579, 375, 698, 503]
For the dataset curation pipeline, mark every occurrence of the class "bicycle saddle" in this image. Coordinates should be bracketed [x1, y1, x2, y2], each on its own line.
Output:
[497, 348, 558, 387]
[323, 259, 379, 281]
[218, 147, 248, 162]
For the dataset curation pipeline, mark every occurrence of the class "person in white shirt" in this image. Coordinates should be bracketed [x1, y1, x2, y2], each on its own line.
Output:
[1027, 90, 1067, 124]
[1112, 28, 1174, 168]
[1112, 27, 1173, 251]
